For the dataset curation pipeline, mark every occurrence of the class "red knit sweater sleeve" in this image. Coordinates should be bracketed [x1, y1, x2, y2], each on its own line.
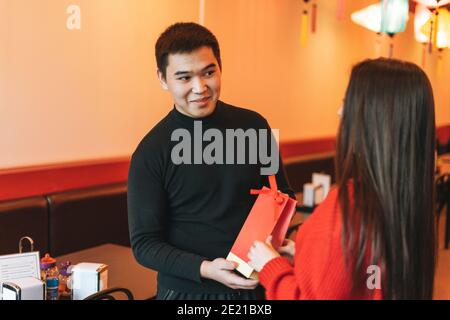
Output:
[258, 256, 301, 299]
[258, 186, 381, 300]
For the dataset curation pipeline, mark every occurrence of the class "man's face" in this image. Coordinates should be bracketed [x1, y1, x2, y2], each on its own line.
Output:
[158, 46, 221, 118]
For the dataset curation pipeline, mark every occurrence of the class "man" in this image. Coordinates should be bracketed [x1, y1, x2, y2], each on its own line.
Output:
[128, 22, 294, 300]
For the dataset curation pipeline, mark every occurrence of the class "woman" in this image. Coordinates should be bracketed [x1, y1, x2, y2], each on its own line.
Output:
[248, 58, 437, 300]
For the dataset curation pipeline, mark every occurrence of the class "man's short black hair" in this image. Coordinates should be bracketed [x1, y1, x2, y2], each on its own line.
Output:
[155, 22, 222, 79]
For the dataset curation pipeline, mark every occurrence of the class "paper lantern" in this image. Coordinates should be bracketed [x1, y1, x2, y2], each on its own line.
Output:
[380, 0, 409, 35]
[421, 8, 450, 48]
[414, 0, 450, 8]
[352, 1, 409, 35]
[415, 4, 432, 67]
[436, 8, 450, 48]
[415, 3, 432, 43]
[352, 1, 409, 58]
[437, 9, 450, 48]
[351, 3, 382, 33]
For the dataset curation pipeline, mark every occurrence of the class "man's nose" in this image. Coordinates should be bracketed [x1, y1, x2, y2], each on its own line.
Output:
[192, 77, 207, 94]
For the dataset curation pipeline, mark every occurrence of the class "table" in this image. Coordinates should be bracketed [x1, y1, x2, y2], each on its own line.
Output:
[56, 243, 157, 300]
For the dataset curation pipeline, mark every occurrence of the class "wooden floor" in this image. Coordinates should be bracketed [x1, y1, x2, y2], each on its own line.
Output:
[434, 209, 450, 300]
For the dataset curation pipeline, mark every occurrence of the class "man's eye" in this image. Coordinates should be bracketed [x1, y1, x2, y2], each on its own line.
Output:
[178, 77, 190, 81]
[205, 71, 215, 77]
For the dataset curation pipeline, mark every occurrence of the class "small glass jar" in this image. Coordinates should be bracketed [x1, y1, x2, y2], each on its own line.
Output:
[58, 261, 72, 299]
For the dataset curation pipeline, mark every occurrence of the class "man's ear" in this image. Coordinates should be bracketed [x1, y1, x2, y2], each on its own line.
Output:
[157, 69, 169, 90]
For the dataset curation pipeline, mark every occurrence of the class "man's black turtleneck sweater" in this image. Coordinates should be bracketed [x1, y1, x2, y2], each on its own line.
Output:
[127, 100, 294, 293]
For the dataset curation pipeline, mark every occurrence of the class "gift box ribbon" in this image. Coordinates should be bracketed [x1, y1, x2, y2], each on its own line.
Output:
[250, 175, 284, 220]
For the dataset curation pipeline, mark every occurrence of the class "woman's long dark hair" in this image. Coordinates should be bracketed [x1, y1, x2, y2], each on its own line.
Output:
[336, 58, 436, 299]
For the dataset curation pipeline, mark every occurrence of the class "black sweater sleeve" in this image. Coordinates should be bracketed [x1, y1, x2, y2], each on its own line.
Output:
[127, 149, 207, 283]
[274, 154, 296, 200]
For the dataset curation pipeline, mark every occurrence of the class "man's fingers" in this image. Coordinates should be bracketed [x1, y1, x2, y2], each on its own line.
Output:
[226, 273, 259, 288]
[230, 279, 259, 289]
[221, 259, 238, 270]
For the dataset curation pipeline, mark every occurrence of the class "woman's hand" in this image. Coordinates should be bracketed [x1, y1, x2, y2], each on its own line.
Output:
[278, 239, 295, 258]
[247, 236, 280, 272]
[277, 238, 295, 264]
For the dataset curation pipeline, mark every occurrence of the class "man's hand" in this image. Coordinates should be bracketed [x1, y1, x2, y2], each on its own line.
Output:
[200, 258, 259, 290]
[247, 236, 280, 272]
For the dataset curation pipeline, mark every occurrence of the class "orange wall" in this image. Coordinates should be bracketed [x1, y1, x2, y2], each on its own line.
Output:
[0, 0, 199, 169]
[1, 0, 449, 170]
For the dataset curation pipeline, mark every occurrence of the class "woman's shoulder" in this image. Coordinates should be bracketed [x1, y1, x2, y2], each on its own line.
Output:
[303, 186, 341, 226]
[295, 185, 343, 253]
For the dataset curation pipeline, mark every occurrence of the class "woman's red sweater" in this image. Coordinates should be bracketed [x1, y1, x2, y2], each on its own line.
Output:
[259, 186, 382, 300]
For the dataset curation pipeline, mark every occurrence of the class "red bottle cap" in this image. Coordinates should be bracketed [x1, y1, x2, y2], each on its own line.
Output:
[40, 253, 56, 269]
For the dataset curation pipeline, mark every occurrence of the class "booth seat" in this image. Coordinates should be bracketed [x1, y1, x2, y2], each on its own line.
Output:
[0, 196, 49, 256]
[283, 151, 336, 193]
[46, 183, 130, 257]
[0, 183, 129, 258]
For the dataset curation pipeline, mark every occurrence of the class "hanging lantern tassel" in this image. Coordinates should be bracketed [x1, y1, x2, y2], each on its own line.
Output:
[301, 9, 309, 46]
[311, 2, 318, 34]
[375, 32, 382, 58]
[437, 49, 444, 77]
[336, 0, 345, 21]
[199, 0, 206, 26]
[389, 42, 394, 58]
[434, 10, 440, 51]
[428, 10, 435, 54]
[422, 43, 427, 69]
[388, 34, 395, 58]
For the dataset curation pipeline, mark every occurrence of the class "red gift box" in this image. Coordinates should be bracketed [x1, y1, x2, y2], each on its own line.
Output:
[227, 175, 297, 279]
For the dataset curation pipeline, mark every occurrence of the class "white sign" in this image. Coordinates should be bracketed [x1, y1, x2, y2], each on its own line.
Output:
[0, 251, 41, 281]
[0, 251, 41, 300]
[312, 173, 331, 199]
